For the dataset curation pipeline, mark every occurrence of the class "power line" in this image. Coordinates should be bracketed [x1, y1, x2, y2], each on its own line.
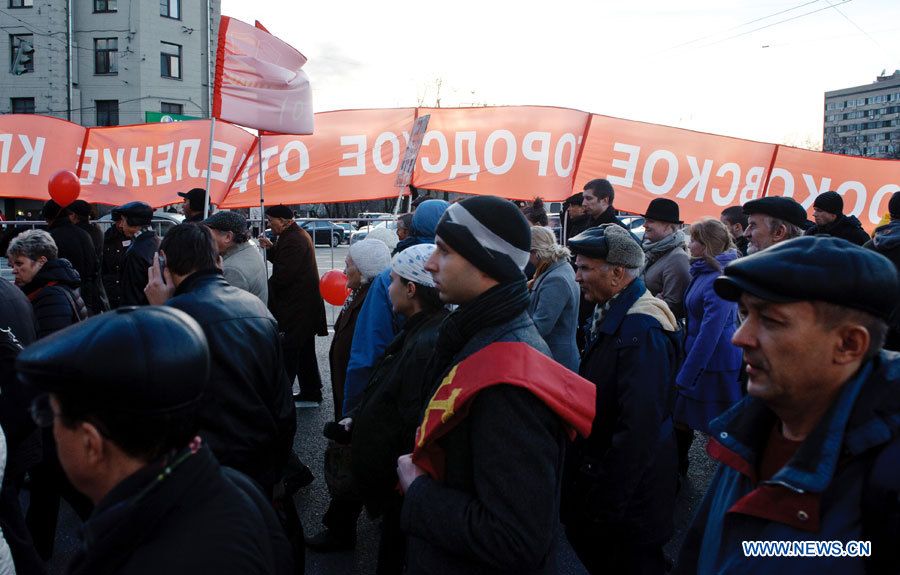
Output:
[693, 0, 853, 50]
[667, 0, 827, 50]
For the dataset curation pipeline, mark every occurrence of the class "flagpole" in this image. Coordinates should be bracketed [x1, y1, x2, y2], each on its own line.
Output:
[258, 134, 266, 263]
[203, 117, 216, 219]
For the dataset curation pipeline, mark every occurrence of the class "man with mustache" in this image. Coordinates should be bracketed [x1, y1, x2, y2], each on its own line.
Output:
[674, 236, 900, 574]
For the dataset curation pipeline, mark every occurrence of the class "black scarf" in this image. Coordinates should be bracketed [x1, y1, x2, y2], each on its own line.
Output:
[424, 280, 530, 396]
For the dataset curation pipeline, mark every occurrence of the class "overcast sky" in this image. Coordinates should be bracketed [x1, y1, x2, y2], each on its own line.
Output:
[221, 0, 900, 148]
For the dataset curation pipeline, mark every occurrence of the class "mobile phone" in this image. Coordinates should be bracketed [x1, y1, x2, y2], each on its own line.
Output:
[158, 253, 167, 280]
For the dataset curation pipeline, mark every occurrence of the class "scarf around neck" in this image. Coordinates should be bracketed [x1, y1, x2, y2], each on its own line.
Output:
[424, 280, 530, 393]
[643, 229, 686, 267]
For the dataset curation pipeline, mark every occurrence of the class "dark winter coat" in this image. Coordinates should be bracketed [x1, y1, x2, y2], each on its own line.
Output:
[102, 225, 129, 309]
[865, 220, 900, 351]
[21, 258, 87, 339]
[564, 213, 591, 242]
[66, 447, 293, 575]
[0, 279, 37, 349]
[805, 214, 870, 246]
[328, 283, 370, 422]
[119, 229, 159, 307]
[562, 278, 681, 545]
[674, 352, 900, 575]
[351, 309, 447, 515]
[76, 221, 104, 261]
[48, 219, 107, 314]
[674, 251, 743, 433]
[587, 206, 627, 229]
[165, 270, 295, 491]
[266, 222, 327, 339]
[401, 311, 566, 575]
[0, 280, 40, 473]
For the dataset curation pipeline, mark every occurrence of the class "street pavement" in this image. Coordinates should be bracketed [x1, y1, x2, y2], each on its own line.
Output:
[45, 243, 718, 574]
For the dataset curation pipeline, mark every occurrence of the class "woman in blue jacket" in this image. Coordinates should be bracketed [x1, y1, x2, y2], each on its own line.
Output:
[674, 218, 742, 475]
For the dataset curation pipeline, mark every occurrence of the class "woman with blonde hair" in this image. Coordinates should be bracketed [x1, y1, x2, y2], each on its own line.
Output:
[527, 226, 580, 371]
[673, 217, 743, 475]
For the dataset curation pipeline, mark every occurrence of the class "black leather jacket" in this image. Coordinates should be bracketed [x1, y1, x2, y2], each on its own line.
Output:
[166, 270, 296, 490]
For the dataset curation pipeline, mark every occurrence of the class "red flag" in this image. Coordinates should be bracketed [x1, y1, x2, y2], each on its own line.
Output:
[412, 342, 597, 480]
[213, 16, 313, 134]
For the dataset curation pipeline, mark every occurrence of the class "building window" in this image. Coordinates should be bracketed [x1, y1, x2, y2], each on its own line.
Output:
[8, 0, 33, 7]
[94, 0, 116, 12]
[11, 97, 34, 114]
[94, 38, 118, 74]
[160, 0, 180, 19]
[160, 42, 181, 79]
[161, 102, 183, 115]
[96, 100, 119, 126]
[9, 34, 33, 74]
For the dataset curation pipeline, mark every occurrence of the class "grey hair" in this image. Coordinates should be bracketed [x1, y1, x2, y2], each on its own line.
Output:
[763, 216, 803, 240]
[624, 266, 642, 280]
[531, 226, 570, 263]
[7, 229, 58, 261]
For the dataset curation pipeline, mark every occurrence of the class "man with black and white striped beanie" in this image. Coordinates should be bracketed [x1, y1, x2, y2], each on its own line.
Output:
[397, 195, 596, 575]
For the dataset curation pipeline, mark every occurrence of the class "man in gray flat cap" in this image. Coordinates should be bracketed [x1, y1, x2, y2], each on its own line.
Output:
[674, 236, 900, 575]
[742, 196, 807, 254]
[562, 223, 681, 575]
[203, 211, 268, 304]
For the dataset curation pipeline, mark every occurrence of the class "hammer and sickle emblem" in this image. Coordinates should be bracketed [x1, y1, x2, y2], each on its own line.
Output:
[416, 365, 462, 447]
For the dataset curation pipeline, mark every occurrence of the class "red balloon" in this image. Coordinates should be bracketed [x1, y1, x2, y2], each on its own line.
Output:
[48, 170, 80, 208]
[320, 269, 350, 306]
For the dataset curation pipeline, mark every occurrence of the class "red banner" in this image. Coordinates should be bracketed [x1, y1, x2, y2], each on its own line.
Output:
[575, 115, 778, 223]
[411, 106, 590, 201]
[0, 115, 87, 201]
[219, 108, 416, 208]
[78, 120, 256, 207]
[1, 108, 897, 230]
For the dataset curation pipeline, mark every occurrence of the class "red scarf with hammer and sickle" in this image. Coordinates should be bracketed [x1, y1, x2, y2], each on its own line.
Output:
[411, 341, 596, 481]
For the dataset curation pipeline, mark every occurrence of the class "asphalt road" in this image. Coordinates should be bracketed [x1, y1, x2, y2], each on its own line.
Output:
[43, 243, 717, 574]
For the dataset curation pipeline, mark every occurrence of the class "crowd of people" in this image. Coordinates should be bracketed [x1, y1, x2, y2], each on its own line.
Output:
[0, 180, 898, 575]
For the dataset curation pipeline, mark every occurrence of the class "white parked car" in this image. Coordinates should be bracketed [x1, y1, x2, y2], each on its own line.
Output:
[350, 219, 397, 245]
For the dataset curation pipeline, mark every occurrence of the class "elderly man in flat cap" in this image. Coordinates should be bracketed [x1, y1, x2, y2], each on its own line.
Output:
[742, 196, 807, 254]
[115, 201, 159, 306]
[258, 204, 327, 403]
[674, 236, 900, 575]
[804, 190, 869, 246]
[203, 210, 268, 304]
[16, 307, 294, 575]
[562, 223, 681, 575]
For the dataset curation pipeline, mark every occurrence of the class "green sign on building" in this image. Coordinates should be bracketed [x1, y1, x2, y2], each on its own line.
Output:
[144, 111, 202, 123]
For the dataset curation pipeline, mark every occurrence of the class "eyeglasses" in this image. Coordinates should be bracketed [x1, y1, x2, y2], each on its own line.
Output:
[30, 393, 56, 428]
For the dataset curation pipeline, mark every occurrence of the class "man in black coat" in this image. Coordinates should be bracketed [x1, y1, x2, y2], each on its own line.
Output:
[804, 191, 870, 245]
[68, 200, 103, 259]
[178, 188, 207, 223]
[144, 223, 296, 493]
[0, 280, 45, 575]
[101, 211, 129, 309]
[16, 306, 294, 575]
[563, 224, 681, 575]
[582, 178, 628, 229]
[42, 200, 108, 315]
[397, 197, 595, 575]
[865, 191, 900, 350]
[258, 205, 327, 402]
[115, 202, 159, 307]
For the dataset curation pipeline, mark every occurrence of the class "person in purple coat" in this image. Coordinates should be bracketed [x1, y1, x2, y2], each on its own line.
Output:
[673, 218, 743, 475]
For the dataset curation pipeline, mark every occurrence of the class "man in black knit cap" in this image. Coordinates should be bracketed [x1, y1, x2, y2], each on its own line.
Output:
[804, 190, 869, 246]
[396, 196, 595, 575]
